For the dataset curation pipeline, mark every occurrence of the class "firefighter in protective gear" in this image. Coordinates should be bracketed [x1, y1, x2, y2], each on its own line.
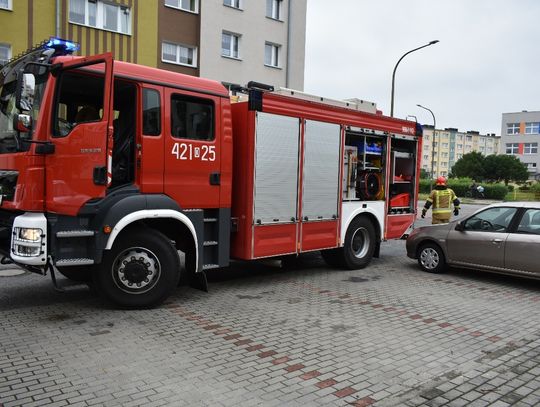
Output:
[421, 176, 460, 224]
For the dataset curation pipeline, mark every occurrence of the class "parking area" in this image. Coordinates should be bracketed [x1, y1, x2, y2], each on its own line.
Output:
[0, 203, 539, 407]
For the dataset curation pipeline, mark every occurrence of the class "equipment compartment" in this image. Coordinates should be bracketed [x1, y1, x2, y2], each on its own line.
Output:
[343, 130, 386, 201]
[389, 137, 417, 214]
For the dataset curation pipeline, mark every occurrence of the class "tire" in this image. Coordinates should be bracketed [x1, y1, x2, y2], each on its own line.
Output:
[417, 242, 447, 273]
[93, 228, 181, 308]
[57, 266, 93, 282]
[320, 249, 343, 268]
[340, 216, 376, 269]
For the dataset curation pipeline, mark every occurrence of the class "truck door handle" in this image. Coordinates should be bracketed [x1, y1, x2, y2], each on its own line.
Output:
[209, 172, 221, 185]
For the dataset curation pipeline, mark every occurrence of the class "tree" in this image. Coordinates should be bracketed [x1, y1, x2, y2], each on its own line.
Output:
[483, 154, 529, 185]
[420, 168, 430, 179]
[451, 152, 485, 181]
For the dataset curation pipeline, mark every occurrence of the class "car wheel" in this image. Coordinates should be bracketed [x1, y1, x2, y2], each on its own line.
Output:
[94, 228, 180, 308]
[417, 243, 447, 273]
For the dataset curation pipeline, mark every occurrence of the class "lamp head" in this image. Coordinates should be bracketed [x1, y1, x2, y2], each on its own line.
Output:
[429, 40, 440, 45]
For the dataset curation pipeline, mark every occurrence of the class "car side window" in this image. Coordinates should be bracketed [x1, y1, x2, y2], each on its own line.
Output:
[463, 207, 517, 232]
[517, 209, 540, 235]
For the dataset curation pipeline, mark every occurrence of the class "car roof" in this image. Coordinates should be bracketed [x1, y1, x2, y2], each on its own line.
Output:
[485, 201, 540, 210]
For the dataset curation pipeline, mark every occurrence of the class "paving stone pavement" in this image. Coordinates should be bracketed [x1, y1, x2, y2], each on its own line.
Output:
[0, 203, 539, 406]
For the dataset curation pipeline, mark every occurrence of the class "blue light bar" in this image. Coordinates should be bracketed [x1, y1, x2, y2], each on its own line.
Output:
[45, 37, 80, 54]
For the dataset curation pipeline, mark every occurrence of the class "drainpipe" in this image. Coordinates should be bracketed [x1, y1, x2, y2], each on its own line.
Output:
[56, 0, 61, 37]
[285, 0, 291, 88]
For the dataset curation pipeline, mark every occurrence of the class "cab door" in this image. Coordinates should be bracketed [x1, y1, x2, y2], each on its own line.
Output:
[46, 53, 114, 216]
[163, 89, 221, 209]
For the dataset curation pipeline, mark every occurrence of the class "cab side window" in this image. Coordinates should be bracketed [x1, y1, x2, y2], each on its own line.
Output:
[171, 94, 214, 141]
[464, 207, 517, 232]
[53, 70, 104, 137]
[143, 88, 161, 136]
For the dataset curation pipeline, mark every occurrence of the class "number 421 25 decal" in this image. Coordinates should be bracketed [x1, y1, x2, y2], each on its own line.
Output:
[171, 142, 216, 161]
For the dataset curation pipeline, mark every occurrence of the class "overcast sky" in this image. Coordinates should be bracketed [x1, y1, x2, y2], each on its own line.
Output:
[304, 0, 540, 135]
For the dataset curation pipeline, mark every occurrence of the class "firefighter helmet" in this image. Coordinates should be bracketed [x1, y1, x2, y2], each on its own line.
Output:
[436, 176, 447, 186]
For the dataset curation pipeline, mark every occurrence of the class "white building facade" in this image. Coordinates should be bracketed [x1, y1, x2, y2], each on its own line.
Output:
[199, 0, 307, 90]
[501, 111, 540, 180]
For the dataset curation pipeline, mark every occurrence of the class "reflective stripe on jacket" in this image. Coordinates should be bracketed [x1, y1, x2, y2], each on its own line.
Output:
[426, 188, 458, 214]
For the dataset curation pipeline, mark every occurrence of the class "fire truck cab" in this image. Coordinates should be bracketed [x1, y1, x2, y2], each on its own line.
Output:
[0, 39, 421, 308]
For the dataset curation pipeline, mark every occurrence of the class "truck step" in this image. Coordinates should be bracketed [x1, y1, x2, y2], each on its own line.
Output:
[202, 264, 219, 270]
[56, 258, 95, 266]
[204, 218, 217, 223]
[203, 241, 218, 247]
[56, 230, 95, 238]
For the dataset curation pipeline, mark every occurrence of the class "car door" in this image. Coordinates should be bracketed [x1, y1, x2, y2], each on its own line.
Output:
[446, 206, 518, 269]
[505, 208, 540, 274]
[46, 53, 114, 216]
[163, 89, 221, 209]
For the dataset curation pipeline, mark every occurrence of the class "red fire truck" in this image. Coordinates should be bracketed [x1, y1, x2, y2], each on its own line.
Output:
[0, 39, 422, 308]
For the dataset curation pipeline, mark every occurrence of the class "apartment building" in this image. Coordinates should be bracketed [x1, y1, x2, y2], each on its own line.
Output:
[421, 126, 500, 178]
[501, 111, 540, 180]
[0, 0, 306, 89]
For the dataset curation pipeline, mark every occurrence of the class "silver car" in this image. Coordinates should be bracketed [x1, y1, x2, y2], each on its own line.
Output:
[406, 202, 540, 279]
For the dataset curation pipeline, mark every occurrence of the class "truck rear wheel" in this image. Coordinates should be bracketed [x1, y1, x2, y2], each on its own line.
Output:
[94, 228, 181, 308]
[341, 217, 376, 269]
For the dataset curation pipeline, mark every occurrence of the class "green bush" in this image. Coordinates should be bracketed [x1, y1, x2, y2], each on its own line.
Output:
[482, 184, 508, 200]
[531, 183, 540, 193]
[419, 178, 508, 200]
[507, 184, 515, 192]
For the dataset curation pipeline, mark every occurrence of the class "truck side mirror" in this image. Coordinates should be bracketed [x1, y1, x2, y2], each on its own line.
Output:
[16, 73, 36, 111]
[14, 113, 32, 133]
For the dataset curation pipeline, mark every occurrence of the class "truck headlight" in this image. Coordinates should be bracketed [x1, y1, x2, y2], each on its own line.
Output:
[16, 227, 42, 242]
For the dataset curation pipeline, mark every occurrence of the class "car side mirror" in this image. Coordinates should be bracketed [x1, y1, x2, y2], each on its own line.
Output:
[455, 221, 465, 232]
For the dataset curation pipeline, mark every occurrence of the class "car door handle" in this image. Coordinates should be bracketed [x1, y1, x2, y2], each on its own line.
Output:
[491, 239, 503, 244]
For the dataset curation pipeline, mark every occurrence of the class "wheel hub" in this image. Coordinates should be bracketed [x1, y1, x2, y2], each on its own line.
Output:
[113, 248, 160, 294]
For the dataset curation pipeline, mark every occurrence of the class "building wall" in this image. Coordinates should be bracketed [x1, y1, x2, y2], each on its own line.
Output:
[2, 0, 306, 88]
[421, 126, 500, 179]
[157, 1, 200, 75]
[0, 0, 158, 66]
[199, 0, 306, 90]
[501, 111, 540, 180]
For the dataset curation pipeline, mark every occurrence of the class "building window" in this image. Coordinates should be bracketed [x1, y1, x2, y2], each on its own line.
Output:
[423, 155, 429, 160]
[165, 0, 198, 13]
[506, 123, 520, 135]
[0, 0, 12, 10]
[526, 163, 537, 170]
[222, 32, 240, 59]
[266, 0, 282, 20]
[456, 144, 462, 149]
[524, 143, 538, 154]
[171, 94, 214, 141]
[506, 143, 519, 154]
[265, 42, 280, 67]
[69, 0, 131, 34]
[162, 42, 197, 67]
[525, 122, 540, 134]
[0, 43, 11, 65]
[223, 0, 241, 9]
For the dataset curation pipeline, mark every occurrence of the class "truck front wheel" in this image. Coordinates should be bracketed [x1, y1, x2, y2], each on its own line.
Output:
[94, 228, 181, 308]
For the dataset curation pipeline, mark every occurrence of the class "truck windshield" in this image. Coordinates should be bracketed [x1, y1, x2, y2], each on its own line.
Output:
[0, 70, 48, 153]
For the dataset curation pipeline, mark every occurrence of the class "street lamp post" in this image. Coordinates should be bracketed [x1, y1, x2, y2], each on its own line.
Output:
[390, 40, 439, 117]
[417, 104, 437, 191]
